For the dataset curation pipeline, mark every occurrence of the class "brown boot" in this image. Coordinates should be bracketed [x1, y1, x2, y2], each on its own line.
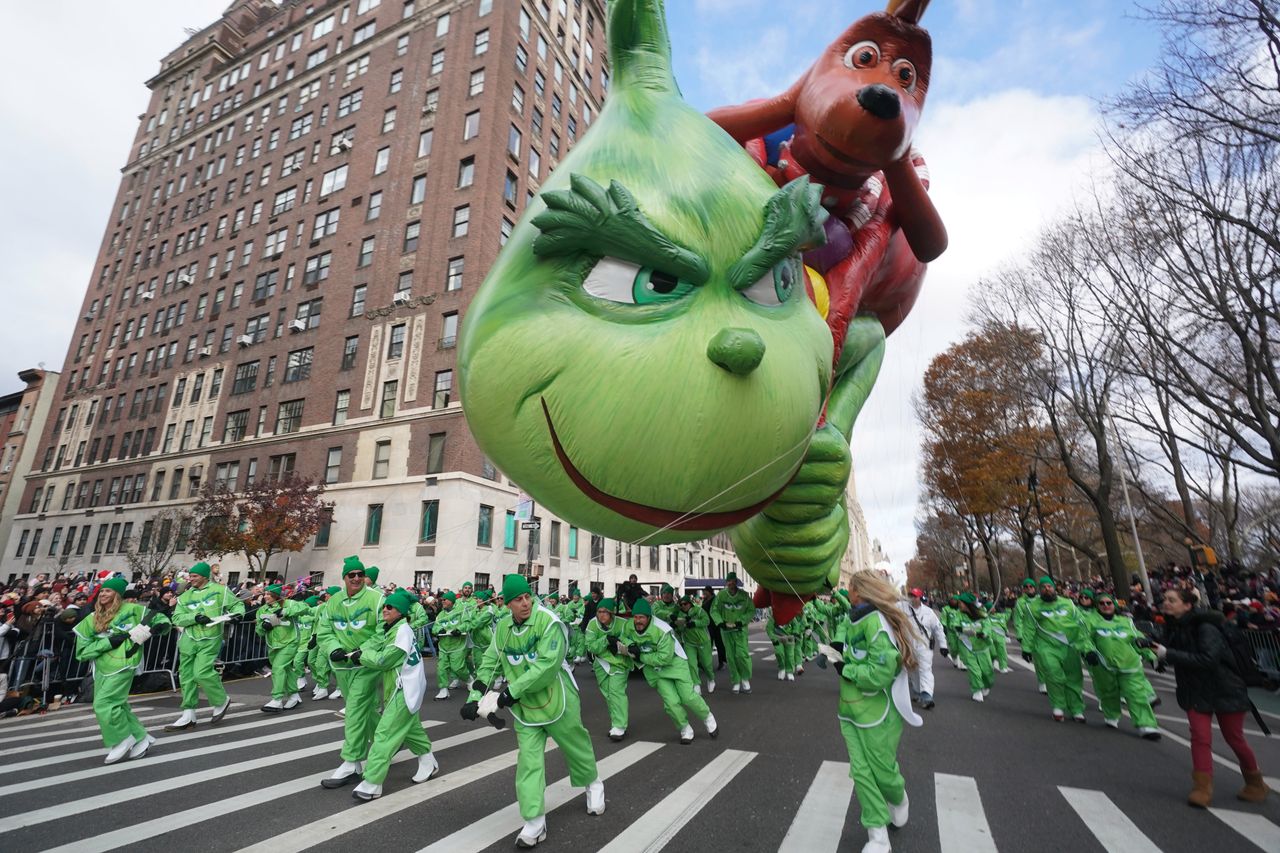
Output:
[1188, 771, 1213, 808]
[1238, 769, 1270, 803]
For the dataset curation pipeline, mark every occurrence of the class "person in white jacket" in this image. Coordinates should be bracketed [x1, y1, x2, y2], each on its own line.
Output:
[899, 589, 947, 709]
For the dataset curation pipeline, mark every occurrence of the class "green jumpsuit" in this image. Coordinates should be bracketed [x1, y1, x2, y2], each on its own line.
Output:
[292, 600, 318, 686]
[469, 603, 599, 821]
[73, 603, 171, 748]
[954, 609, 994, 694]
[711, 586, 754, 686]
[172, 583, 245, 710]
[1014, 588, 1046, 688]
[1024, 595, 1087, 717]
[256, 598, 310, 701]
[1080, 610, 1159, 730]
[623, 616, 712, 733]
[940, 603, 960, 660]
[835, 606, 922, 830]
[359, 618, 434, 784]
[585, 612, 630, 731]
[673, 604, 714, 685]
[316, 583, 385, 762]
[566, 595, 587, 661]
[985, 606, 1009, 670]
[433, 603, 473, 688]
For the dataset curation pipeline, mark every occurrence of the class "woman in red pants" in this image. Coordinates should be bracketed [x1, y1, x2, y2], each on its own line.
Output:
[1155, 586, 1269, 807]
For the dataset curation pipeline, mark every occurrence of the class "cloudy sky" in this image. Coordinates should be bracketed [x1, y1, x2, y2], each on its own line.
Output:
[0, 0, 1162, 571]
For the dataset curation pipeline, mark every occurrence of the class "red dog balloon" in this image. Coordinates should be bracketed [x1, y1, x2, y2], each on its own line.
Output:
[708, 0, 945, 341]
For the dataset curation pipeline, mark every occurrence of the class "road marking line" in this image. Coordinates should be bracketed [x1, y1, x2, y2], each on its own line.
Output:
[763, 655, 776, 662]
[0, 718, 345, 797]
[1059, 786, 1161, 853]
[778, 760, 854, 853]
[935, 773, 997, 853]
[0, 706, 156, 736]
[597, 749, 756, 853]
[0, 705, 242, 746]
[1208, 808, 1280, 852]
[41, 723, 472, 853]
[233, 729, 519, 853]
[0, 708, 335, 773]
[417, 741, 665, 853]
[0, 708, 263, 755]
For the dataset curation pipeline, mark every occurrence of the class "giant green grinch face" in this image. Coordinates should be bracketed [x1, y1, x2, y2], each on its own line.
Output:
[459, 0, 832, 543]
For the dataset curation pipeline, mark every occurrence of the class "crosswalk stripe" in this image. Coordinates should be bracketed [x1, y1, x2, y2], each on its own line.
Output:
[778, 760, 854, 853]
[0, 704, 249, 747]
[417, 740, 666, 853]
[1059, 786, 1161, 853]
[0, 706, 156, 736]
[935, 773, 997, 853]
[43, 724, 484, 853]
[763, 655, 776, 661]
[1209, 807, 1280, 851]
[0, 719, 344, 797]
[0, 708, 265, 756]
[597, 748, 756, 853]
[236, 730, 525, 853]
[1, 708, 336, 773]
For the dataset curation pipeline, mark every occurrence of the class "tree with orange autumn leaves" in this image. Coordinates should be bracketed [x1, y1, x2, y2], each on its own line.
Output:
[190, 474, 333, 583]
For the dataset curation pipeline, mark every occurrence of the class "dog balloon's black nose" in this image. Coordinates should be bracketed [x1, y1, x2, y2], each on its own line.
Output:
[857, 84, 901, 120]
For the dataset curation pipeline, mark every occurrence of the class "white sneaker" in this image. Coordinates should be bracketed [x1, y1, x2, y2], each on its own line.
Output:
[586, 780, 606, 815]
[608, 727, 626, 742]
[679, 724, 695, 744]
[412, 752, 439, 783]
[321, 760, 362, 789]
[447, 678, 461, 689]
[732, 683, 741, 694]
[706, 680, 715, 694]
[337, 707, 347, 718]
[957, 661, 968, 671]
[284, 693, 302, 709]
[330, 688, 343, 700]
[982, 688, 990, 697]
[105, 735, 137, 765]
[1038, 684, 1048, 694]
[164, 709, 196, 731]
[211, 698, 232, 724]
[312, 688, 330, 701]
[1139, 727, 1162, 740]
[262, 698, 284, 713]
[128, 733, 156, 760]
[694, 683, 702, 694]
[352, 779, 382, 801]
[296, 677, 308, 690]
[787, 672, 796, 682]
[1072, 713, 1086, 723]
[889, 791, 909, 828]
[705, 712, 718, 739]
[1105, 718, 1120, 729]
[741, 680, 751, 693]
[435, 688, 450, 701]
[972, 691, 984, 703]
[862, 825, 891, 853]
[778, 670, 787, 681]
[517, 815, 547, 847]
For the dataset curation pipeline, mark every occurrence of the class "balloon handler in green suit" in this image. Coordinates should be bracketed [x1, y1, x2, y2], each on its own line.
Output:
[1082, 592, 1162, 740]
[620, 598, 719, 744]
[1023, 576, 1088, 723]
[711, 573, 755, 694]
[461, 574, 604, 849]
[166, 561, 244, 731]
[817, 572, 923, 853]
[584, 597, 631, 741]
[256, 584, 309, 712]
[673, 594, 715, 694]
[317, 556, 386, 788]
[73, 576, 172, 763]
[350, 589, 442, 802]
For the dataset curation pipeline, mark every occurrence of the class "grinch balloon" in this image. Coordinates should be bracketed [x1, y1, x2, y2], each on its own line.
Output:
[459, 0, 943, 625]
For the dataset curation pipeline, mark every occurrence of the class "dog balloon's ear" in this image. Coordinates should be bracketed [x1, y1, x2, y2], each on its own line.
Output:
[887, 0, 929, 23]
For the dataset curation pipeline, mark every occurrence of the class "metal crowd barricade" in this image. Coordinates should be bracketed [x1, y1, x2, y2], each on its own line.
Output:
[1244, 629, 1280, 680]
[9, 619, 91, 705]
[215, 612, 270, 677]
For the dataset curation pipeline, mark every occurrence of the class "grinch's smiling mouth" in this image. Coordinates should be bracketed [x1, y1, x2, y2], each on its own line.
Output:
[540, 398, 785, 531]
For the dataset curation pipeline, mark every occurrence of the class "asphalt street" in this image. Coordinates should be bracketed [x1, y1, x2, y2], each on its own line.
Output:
[2, 622, 1278, 852]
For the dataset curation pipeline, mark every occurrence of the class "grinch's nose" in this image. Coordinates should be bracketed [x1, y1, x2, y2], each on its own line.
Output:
[707, 328, 765, 376]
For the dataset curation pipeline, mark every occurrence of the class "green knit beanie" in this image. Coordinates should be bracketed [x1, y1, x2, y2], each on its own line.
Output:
[101, 577, 128, 595]
[632, 598, 652, 617]
[189, 562, 212, 578]
[342, 556, 365, 578]
[501, 573, 531, 601]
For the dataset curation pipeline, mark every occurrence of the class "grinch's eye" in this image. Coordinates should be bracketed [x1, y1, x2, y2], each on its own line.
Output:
[741, 258, 800, 307]
[582, 257, 695, 305]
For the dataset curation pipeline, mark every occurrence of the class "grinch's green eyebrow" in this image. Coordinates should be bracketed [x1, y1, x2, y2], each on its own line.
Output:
[726, 177, 828, 291]
[531, 174, 710, 284]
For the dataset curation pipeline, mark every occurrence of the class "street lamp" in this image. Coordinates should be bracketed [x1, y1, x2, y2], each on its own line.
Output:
[1028, 467, 1054, 578]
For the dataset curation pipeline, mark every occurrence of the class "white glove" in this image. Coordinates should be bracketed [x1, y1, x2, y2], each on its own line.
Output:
[128, 624, 152, 644]
[817, 643, 843, 665]
[262, 612, 282, 627]
[477, 690, 501, 718]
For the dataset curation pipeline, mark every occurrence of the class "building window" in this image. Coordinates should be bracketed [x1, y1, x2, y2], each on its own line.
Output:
[387, 323, 406, 359]
[341, 336, 360, 370]
[268, 453, 296, 480]
[232, 361, 259, 394]
[456, 158, 474, 189]
[504, 509, 517, 550]
[367, 190, 383, 220]
[380, 380, 398, 418]
[508, 124, 522, 157]
[337, 90, 363, 117]
[420, 499, 439, 543]
[404, 221, 421, 252]
[500, 217, 513, 246]
[312, 207, 340, 240]
[430, 50, 445, 76]
[333, 389, 351, 424]
[357, 236, 375, 268]
[374, 147, 390, 175]
[303, 251, 332, 285]
[351, 285, 367, 316]
[223, 409, 249, 442]
[373, 439, 391, 479]
[275, 399, 304, 434]
[365, 504, 383, 545]
[284, 347, 313, 382]
[433, 370, 452, 408]
[477, 504, 493, 547]
[427, 431, 446, 473]
[411, 173, 428, 203]
[440, 311, 458, 348]
[452, 206, 469, 237]
[474, 28, 489, 55]
[469, 68, 485, 96]
[321, 164, 348, 195]
[512, 83, 524, 113]
[389, 69, 404, 94]
[591, 534, 605, 563]
[418, 129, 433, 158]
[504, 170, 519, 206]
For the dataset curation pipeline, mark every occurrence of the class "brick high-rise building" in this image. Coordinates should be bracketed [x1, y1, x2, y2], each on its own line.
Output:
[2, 0, 745, 594]
[0, 369, 61, 565]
